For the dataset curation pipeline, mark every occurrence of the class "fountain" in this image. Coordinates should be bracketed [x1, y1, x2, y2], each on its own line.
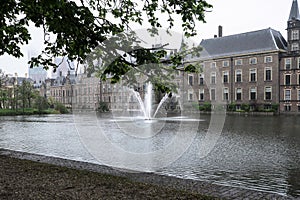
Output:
[131, 82, 169, 120]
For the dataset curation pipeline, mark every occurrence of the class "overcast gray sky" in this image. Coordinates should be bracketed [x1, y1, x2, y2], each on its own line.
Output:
[0, 0, 293, 77]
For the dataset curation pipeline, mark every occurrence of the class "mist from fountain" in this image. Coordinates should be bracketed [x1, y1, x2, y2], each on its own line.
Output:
[131, 83, 169, 120]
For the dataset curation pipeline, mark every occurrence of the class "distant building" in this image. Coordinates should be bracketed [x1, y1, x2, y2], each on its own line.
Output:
[51, 57, 75, 78]
[28, 66, 48, 88]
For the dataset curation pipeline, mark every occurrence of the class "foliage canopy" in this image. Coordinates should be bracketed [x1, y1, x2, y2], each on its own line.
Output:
[1, 0, 211, 89]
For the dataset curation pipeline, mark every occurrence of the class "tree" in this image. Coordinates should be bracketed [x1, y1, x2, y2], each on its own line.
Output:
[1, 0, 212, 79]
[34, 95, 49, 113]
[19, 79, 34, 110]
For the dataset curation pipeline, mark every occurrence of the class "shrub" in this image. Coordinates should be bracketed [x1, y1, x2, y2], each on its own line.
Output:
[54, 102, 69, 114]
[97, 102, 109, 112]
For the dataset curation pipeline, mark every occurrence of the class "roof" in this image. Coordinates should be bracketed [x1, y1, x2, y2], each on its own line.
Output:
[289, 0, 300, 21]
[199, 28, 287, 59]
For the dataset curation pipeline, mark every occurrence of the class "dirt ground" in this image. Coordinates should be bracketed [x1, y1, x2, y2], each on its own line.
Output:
[0, 155, 216, 200]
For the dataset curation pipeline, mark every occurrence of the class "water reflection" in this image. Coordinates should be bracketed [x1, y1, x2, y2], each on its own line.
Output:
[0, 114, 299, 197]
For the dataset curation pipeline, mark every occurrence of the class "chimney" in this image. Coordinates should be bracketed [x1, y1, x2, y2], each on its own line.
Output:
[218, 25, 223, 37]
[214, 35, 217, 38]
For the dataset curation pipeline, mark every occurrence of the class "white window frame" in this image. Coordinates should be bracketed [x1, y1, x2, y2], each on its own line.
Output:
[188, 89, 194, 101]
[249, 68, 257, 82]
[284, 89, 291, 101]
[292, 43, 299, 51]
[235, 69, 242, 82]
[210, 88, 216, 101]
[285, 74, 291, 85]
[264, 56, 273, 63]
[292, 30, 299, 40]
[249, 87, 257, 100]
[223, 60, 229, 67]
[199, 89, 204, 101]
[222, 71, 229, 83]
[235, 59, 243, 66]
[211, 72, 216, 84]
[211, 62, 216, 68]
[223, 87, 229, 101]
[235, 88, 242, 101]
[199, 74, 204, 85]
[285, 58, 291, 70]
[249, 57, 257, 64]
[264, 86, 272, 100]
[264, 67, 272, 81]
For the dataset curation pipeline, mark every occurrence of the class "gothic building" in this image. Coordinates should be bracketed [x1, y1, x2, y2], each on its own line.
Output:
[279, 0, 300, 112]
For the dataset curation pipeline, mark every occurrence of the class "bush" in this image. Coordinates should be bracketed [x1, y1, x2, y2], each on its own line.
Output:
[227, 103, 236, 111]
[54, 102, 69, 114]
[97, 102, 109, 112]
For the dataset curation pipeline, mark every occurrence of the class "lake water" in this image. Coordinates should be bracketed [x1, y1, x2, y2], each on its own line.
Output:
[0, 113, 299, 197]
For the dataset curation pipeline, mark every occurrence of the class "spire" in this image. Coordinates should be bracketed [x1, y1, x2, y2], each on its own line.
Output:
[289, 0, 300, 21]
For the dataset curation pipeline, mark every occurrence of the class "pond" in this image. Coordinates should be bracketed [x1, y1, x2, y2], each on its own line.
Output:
[0, 113, 299, 197]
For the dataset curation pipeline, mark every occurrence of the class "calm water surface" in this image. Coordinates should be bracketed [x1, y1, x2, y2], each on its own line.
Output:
[0, 113, 299, 197]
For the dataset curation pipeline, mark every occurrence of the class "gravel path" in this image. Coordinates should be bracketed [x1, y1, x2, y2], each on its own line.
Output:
[0, 149, 294, 200]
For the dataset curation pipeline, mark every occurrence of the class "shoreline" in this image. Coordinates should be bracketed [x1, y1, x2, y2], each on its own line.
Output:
[0, 148, 293, 200]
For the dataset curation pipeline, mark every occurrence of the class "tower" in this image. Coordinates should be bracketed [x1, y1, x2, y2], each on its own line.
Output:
[287, 0, 300, 53]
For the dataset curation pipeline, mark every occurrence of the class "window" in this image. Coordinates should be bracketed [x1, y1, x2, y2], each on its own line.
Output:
[223, 60, 229, 67]
[188, 74, 193, 86]
[211, 72, 216, 84]
[265, 67, 272, 81]
[285, 105, 291, 111]
[298, 58, 300, 69]
[236, 88, 242, 100]
[235, 69, 242, 82]
[250, 87, 257, 100]
[249, 57, 257, 64]
[265, 86, 272, 100]
[210, 88, 216, 101]
[188, 89, 193, 101]
[211, 62, 216, 68]
[223, 71, 229, 83]
[249, 69, 257, 82]
[235, 59, 242, 66]
[285, 74, 291, 85]
[298, 90, 300, 101]
[292, 30, 299, 40]
[285, 58, 291, 70]
[284, 89, 291, 101]
[264, 56, 273, 63]
[223, 88, 229, 101]
[199, 74, 204, 85]
[292, 43, 299, 51]
[298, 74, 300, 85]
[199, 89, 204, 101]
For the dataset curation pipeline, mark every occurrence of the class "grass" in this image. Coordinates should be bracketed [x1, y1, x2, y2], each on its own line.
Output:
[0, 108, 62, 116]
[0, 155, 217, 200]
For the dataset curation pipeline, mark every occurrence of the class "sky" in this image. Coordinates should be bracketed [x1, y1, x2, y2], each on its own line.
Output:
[0, 0, 293, 77]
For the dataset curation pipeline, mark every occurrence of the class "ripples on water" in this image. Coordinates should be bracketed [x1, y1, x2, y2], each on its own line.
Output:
[0, 113, 299, 197]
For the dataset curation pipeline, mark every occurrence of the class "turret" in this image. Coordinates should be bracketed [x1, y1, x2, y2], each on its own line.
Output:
[287, 0, 300, 53]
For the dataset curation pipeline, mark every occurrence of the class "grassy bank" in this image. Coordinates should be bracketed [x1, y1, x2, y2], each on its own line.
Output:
[0, 155, 216, 199]
[0, 108, 62, 116]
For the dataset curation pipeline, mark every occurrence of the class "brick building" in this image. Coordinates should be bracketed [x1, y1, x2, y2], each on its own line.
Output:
[279, 0, 300, 112]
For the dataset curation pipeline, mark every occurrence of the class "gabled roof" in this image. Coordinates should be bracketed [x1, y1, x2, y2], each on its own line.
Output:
[199, 28, 287, 59]
[289, 0, 300, 21]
